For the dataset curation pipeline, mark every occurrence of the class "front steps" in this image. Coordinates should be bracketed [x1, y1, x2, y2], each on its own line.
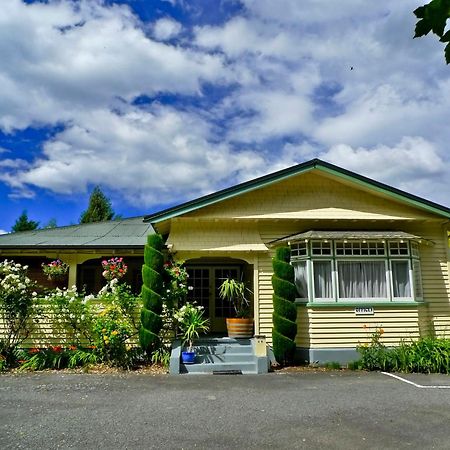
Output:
[169, 337, 269, 375]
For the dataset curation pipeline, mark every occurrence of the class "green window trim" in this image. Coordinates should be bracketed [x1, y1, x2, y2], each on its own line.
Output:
[295, 300, 426, 308]
[291, 239, 424, 304]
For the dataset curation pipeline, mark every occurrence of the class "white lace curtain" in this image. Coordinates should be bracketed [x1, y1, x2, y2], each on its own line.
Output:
[391, 261, 411, 297]
[293, 261, 308, 298]
[338, 261, 387, 298]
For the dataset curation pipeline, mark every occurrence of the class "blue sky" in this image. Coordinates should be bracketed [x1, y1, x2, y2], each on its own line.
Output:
[0, 0, 449, 233]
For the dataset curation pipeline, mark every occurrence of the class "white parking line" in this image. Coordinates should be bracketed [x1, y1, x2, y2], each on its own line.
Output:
[381, 371, 450, 389]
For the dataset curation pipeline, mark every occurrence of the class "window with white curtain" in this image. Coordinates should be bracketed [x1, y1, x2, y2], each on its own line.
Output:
[337, 260, 387, 299]
[290, 239, 423, 303]
[391, 260, 411, 298]
[293, 261, 308, 299]
[313, 260, 333, 299]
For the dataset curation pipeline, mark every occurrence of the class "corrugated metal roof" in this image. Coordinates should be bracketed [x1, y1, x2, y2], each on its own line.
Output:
[271, 230, 429, 245]
[0, 217, 154, 248]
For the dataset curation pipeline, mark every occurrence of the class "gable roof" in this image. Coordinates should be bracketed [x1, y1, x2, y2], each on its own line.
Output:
[144, 159, 450, 223]
[0, 217, 154, 249]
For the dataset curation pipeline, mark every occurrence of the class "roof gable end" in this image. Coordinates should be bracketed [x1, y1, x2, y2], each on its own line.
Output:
[144, 159, 450, 223]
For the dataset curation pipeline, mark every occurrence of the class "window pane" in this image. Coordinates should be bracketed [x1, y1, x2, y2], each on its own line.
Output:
[338, 261, 387, 298]
[392, 261, 411, 298]
[389, 242, 409, 256]
[313, 261, 333, 299]
[293, 261, 308, 299]
[291, 242, 307, 258]
[412, 260, 423, 299]
[311, 241, 332, 256]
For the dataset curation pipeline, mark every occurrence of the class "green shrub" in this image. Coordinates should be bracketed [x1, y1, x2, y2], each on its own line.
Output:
[271, 246, 297, 365]
[18, 347, 99, 371]
[356, 329, 450, 374]
[139, 234, 164, 352]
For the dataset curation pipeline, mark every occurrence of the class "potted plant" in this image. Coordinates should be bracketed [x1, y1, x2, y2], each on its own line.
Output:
[219, 278, 253, 338]
[41, 259, 69, 280]
[174, 302, 210, 364]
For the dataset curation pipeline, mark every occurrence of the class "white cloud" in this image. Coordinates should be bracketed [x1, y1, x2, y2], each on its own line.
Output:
[0, 230, 8, 235]
[3, 104, 266, 204]
[153, 17, 182, 40]
[0, 0, 231, 132]
[319, 137, 449, 205]
[0, 0, 449, 213]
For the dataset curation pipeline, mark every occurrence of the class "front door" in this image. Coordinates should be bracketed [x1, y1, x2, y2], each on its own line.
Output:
[187, 266, 240, 332]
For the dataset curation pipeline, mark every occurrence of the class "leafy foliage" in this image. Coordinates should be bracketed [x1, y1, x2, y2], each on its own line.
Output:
[355, 328, 450, 373]
[79, 186, 115, 223]
[414, 0, 450, 63]
[218, 278, 251, 318]
[18, 346, 98, 371]
[11, 210, 39, 232]
[271, 246, 297, 366]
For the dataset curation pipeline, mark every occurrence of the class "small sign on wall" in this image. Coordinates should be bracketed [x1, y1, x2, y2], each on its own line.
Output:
[355, 307, 374, 316]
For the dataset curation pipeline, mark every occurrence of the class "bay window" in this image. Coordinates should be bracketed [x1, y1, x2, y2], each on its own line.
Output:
[291, 238, 423, 303]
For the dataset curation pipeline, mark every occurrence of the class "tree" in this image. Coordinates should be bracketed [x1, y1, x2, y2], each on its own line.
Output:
[271, 246, 298, 366]
[11, 210, 39, 233]
[414, 0, 450, 64]
[79, 186, 115, 223]
[42, 218, 58, 229]
[139, 234, 164, 353]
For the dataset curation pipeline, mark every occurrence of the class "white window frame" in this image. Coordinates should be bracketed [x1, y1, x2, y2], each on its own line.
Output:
[335, 259, 390, 302]
[389, 259, 413, 300]
[311, 259, 335, 302]
[291, 238, 423, 304]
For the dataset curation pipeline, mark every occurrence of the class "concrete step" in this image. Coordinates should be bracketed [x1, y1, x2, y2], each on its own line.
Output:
[180, 361, 258, 375]
[170, 338, 269, 375]
[194, 353, 257, 364]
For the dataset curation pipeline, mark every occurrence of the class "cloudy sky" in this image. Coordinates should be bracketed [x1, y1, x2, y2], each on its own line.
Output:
[0, 0, 449, 233]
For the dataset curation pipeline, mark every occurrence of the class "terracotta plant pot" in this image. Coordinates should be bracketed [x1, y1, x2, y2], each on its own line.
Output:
[226, 318, 254, 338]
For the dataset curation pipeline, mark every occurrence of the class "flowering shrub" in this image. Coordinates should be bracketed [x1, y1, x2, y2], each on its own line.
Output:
[46, 281, 141, 367]
[41, 259, 69, 279]
[163, 259, 193, 307]
[45, 286, 93, 345]
[0, 260, 38, 365]
[101, 257, 127, 281]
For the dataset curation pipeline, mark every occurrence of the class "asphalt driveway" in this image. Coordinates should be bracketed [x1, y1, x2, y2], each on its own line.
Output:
[1, 370, 450, 449]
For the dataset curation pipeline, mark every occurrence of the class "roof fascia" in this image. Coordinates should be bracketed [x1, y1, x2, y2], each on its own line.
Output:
[316, 163, 450, 219]
[145, 158, 450, 224]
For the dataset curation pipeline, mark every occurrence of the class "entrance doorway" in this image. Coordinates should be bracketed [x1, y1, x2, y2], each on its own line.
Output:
[187, 265, 241, 333]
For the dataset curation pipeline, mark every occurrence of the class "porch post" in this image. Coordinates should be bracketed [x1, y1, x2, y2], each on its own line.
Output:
[68, 262, 77, 288]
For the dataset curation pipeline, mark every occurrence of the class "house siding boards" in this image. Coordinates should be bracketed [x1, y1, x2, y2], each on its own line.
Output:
[182, 171, 438, 221]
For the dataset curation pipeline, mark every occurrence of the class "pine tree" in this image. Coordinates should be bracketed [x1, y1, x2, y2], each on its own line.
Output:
[11, 210, 39, 232]
[272, 246, 298, 365]
[79, 186, 115, 223]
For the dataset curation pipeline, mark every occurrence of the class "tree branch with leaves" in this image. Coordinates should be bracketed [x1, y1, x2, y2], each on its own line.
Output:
[414, 0, 450, 64]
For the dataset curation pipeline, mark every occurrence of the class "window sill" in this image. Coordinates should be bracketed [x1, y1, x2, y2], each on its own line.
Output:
[295, 300, 426, 308]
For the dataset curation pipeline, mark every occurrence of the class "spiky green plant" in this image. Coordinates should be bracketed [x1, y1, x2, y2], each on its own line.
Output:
[271, 246, 298, 365]
[139, 234, 164, 353]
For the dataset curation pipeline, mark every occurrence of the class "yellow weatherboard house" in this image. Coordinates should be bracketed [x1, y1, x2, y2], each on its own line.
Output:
[1, 159, 449, 364]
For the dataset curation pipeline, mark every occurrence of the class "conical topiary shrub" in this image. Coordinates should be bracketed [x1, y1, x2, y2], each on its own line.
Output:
[272, 246, 298, 365]
[139, 234, 164, 353]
